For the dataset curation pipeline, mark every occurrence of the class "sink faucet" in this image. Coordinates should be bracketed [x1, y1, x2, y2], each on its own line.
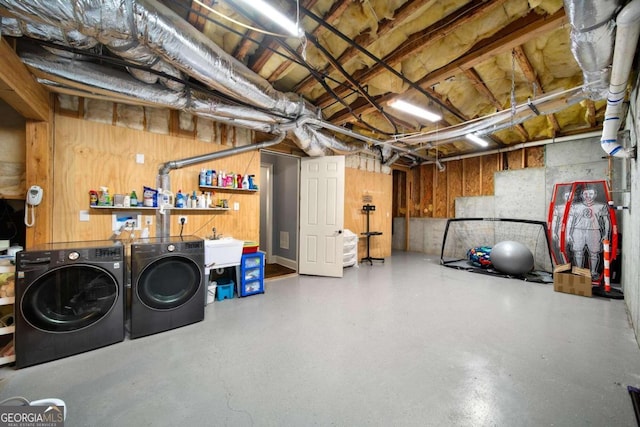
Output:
[212, 227, 222, 240]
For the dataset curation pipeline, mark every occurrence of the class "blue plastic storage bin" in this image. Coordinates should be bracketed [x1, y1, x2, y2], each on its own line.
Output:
[216, 278, 235, 301]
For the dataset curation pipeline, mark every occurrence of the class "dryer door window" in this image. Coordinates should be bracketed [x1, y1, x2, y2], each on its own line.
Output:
[21, 265, 119, 333]
[136, 257, 201, 310]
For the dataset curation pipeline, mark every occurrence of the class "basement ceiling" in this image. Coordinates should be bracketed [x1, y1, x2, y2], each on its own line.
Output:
[0, 0, 613, 166]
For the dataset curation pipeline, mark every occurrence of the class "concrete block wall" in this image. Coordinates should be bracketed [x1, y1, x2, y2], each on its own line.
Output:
[622, 81, 640, 345]
[392, 217, 448, 255]
[392, 118, 640, 346]
[393, 138, 613, 262]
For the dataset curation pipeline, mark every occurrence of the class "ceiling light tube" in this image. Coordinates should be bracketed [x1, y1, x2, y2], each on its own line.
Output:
[234, 0, 304, 37]
[389, 100, 442, 122]
[466, 133, 489, 147]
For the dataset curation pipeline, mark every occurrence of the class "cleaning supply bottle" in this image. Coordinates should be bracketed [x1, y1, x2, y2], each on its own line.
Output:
[242, 175, 250, 190]
[191, 190, 198, 208]
[248, 175, 256, 190]
[89, 190, 99, 206]
[198, 192, 206, 208]
[175, 190, 185, 208]
[199, 169, 207, 186]
[99, 187, 111, 206]
[130, 190, 138, 207]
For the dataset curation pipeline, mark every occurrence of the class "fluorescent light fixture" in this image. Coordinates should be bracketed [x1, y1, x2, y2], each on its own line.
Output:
[389, 100, 441, 122]
[235, 0, 304, 37]
[466, 133, 489, 147]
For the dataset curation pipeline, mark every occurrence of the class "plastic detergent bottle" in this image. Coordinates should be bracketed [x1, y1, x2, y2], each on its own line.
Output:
[242, 175, 249, 189]
[175, 190, 185, 208]
[191, 190, 198, 208]
[247, 175, 256, 189]
[199, 169, 207, 186]
[99, 187, 111, 206]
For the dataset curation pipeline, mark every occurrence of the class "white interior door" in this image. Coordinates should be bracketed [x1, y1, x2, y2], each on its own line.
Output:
[299, 156, 345, 277]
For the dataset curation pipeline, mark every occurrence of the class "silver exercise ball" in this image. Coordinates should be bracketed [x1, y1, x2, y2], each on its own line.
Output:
[491, 240, 534, 275]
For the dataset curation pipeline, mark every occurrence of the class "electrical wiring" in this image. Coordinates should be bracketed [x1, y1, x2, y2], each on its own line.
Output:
[0, 396, 30, 406]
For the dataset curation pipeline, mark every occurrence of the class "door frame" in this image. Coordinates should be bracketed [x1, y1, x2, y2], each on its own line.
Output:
[260, 162, 274, 263]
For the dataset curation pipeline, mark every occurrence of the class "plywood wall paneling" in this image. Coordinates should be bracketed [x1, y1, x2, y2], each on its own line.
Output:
[481, 153, 499, 195]
[411, 167, 422, 217]
[405, 169, 410, 250]
[53, 115, 260, 243]
[526, 146, 545, 167]
[463, 157, 481, 196]
[506, 149, 524, 170]
[25, 120, 53, 248]
[446, 160, 463, 217]
[420, 164, 434, 217]
[392, 169, 406, 217]
[344, 167, 392, 259]
[434, 163, 447, 217]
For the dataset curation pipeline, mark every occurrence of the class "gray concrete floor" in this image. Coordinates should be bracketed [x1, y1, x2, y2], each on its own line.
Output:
[1, 251, 639, 426]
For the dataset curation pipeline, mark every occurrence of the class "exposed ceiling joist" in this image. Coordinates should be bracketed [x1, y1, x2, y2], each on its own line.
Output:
[0, 38, 49, 121]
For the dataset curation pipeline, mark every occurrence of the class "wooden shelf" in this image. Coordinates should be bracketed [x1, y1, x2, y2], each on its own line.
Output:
[0, 297, 15, 305]
[0, 325, 14, 336]
[0, 355, 15, 366]
[199, 185, 258, 193]
[90, 206, 230, 212]
[0, 295, 14, 366]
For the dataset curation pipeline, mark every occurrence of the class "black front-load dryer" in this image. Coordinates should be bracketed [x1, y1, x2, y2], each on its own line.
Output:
[130, 236, 204, 339]
[15, 240, 125, 368]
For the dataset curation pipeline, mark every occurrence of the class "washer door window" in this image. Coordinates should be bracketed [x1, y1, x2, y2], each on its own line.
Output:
[137, 257, 201, 310]
[22, 265, 118, 332]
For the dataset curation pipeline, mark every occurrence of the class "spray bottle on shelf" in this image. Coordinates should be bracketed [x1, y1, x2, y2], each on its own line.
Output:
[242, 175, 250, 189]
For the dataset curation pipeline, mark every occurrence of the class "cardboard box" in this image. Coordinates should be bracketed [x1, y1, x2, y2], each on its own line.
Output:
[553, 264, 592, 297]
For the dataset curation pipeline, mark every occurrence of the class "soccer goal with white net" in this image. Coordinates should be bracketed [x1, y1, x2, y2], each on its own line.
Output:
[440, 218, 554, 282]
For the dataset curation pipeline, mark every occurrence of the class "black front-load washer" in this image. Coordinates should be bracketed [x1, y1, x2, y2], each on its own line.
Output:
[129, 236, 204, 339]
[15, 240, 125, 368]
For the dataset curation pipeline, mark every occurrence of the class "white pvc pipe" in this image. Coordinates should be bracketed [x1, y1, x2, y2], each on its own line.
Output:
[601, 0, 640, 158]
[422, 131, 602, 164]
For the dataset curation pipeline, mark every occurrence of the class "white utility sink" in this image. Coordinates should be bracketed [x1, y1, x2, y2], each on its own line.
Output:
[204, 238, 244, 270]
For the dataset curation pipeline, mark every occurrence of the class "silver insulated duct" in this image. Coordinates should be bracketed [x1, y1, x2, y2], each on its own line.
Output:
[0, 0, 379, 158]
[563, 0, 622, 99]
